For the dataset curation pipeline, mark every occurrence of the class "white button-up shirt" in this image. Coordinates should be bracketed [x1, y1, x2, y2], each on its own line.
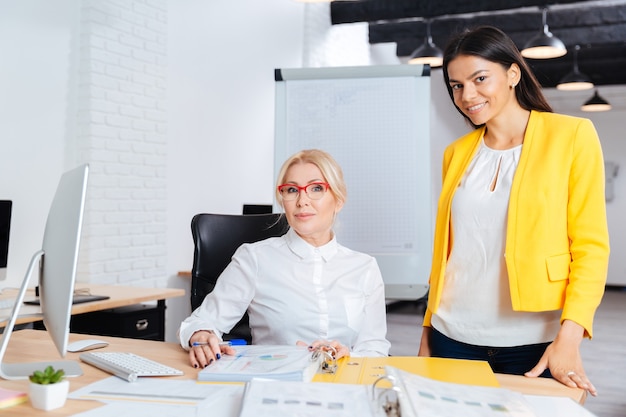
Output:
[179, 228, 390, 357]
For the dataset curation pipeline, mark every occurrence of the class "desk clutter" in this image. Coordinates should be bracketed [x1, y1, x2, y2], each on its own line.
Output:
[312, 355, 499, 386]
[241, 366, 536, 417]
[240, 366, 596, 417]
[64, 360, 596, 417]
[77, 344, 335, 384]
[0, 331, 595, 417]
[0, 386, 28, 409]
[197, 345, 336, 383]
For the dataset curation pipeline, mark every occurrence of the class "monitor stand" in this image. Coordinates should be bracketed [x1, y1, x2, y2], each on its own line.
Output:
[0, 250, 83, 380]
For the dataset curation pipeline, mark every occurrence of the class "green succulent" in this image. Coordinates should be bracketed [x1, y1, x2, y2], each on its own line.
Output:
[29, 365, 65, 385]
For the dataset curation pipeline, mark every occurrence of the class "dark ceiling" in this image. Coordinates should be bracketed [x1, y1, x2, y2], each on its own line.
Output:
[330, 0, 626, 88]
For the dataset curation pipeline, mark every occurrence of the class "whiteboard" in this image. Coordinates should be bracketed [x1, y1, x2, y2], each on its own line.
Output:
[274, 65, 431, 300]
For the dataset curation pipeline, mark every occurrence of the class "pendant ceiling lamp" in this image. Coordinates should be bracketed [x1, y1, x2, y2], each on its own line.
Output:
[409, 19, 443, 68]
[521, 8, 567, 59]
[581, 89, 612, 112]
[557, 45, 593, 91]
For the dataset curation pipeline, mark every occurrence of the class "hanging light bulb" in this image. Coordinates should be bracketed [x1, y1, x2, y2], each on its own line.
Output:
[557, 45, 593, 91]
[409, 19, 443, 68]
[581, 89, 612, 112]
[521, 8, 567, 59]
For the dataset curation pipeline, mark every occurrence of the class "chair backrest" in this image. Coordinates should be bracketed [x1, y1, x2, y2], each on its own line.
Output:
[190, 213, 289, 343]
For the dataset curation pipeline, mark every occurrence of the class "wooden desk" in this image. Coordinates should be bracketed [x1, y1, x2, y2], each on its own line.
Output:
[0, 330, 586, 416]
[1, 284, 185, 327]
[495, 373, 586, 403]
[1, 330, 191, 416]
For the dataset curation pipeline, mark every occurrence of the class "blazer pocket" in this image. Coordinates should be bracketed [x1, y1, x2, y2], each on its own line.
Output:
[545, 253, 571, 282]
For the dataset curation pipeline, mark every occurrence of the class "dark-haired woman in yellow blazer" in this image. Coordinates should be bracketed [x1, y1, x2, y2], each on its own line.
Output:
[418, 26, 609, 397]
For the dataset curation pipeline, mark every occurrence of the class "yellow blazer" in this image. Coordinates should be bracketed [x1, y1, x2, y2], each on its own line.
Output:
[424, 111, 610, 338]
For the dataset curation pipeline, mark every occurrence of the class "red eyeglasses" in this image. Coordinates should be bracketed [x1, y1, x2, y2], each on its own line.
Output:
[277, 182, 330, 201]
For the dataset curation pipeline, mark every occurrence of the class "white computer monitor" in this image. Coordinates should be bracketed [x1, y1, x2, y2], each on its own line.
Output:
[0, 164, 89, 379]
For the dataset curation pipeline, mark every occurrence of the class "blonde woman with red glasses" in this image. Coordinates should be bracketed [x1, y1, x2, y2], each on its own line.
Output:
[179, 149, 390, 368]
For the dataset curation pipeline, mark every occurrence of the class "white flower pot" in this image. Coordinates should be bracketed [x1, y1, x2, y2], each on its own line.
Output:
[29, 380, 70, 411]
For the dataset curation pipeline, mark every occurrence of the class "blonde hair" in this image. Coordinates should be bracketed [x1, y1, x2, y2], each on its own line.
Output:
[275, 149, 347, 208]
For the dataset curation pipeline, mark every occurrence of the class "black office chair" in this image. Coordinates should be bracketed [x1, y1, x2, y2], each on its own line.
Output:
[190, 213, 289, 343]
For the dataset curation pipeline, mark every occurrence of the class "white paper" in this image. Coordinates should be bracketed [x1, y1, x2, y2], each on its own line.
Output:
[524, 395, 597, 417]
[198, 345, 319, 382]
[387, 366, 538, 417]
[69, 402, 202, 417]
[69, 376, 241, 407]
[238, 379, 383, 417]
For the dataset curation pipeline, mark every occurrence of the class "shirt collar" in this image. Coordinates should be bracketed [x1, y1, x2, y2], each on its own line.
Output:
[285, 228, 338, 261]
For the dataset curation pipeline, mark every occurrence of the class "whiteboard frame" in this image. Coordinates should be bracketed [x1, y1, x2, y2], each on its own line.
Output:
[274, 65, 431, 300]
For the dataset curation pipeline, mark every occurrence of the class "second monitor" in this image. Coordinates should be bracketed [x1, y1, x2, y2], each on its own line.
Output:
[0, 200, 11, 282]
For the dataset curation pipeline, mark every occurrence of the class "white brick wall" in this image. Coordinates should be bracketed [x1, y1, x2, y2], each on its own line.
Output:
[75, 0, 168, 288]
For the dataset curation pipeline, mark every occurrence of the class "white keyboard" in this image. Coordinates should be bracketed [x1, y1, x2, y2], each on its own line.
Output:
[79, 352, 184, 382]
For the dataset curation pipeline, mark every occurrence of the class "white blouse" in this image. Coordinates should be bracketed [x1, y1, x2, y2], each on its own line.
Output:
[178, 228, 390, 357]
[431, 139, 560, 347]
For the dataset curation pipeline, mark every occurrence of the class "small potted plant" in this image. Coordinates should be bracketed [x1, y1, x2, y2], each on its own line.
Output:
[28, 365, 69, 411]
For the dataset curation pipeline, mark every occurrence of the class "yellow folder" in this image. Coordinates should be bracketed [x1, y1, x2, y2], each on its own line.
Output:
[313, 356, 500, 388]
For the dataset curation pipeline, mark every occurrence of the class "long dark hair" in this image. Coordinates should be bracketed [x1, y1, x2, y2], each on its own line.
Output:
[442, 25, 552, 128]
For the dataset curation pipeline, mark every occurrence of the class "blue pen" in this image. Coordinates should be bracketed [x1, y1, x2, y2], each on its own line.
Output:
[192, 339, 247, 347]
[192, 341, 232, 347]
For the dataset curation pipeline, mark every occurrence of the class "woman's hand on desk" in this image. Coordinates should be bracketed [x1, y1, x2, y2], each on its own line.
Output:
[188, 330, 236, 368]
[524, 320, 597, 396]
[297, 339, 350, 359]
